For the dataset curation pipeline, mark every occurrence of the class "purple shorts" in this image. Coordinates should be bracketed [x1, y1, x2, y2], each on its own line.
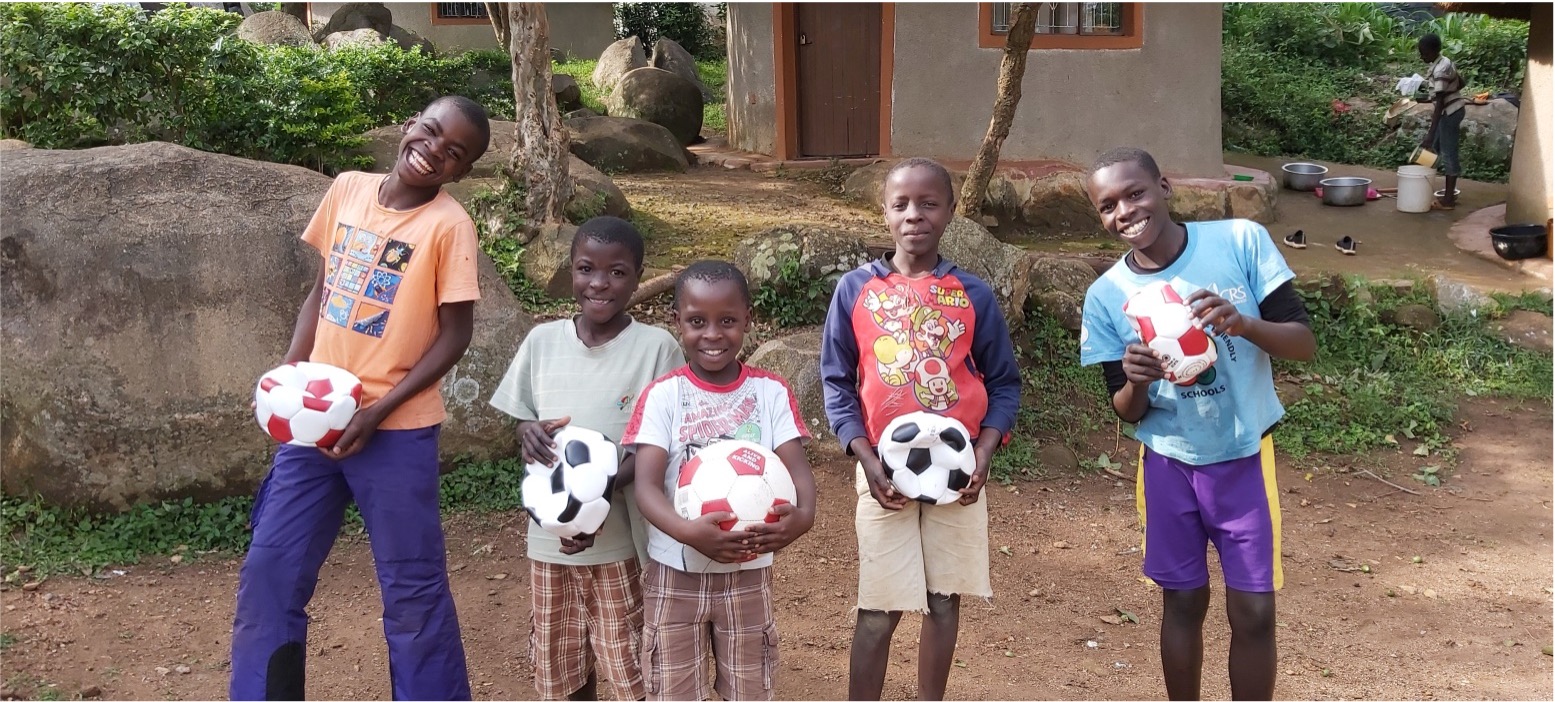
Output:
[1135, 436, 1283, 592]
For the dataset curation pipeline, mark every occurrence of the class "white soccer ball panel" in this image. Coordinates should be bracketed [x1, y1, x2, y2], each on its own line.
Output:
[725, 475, 776, 523]
[266, 385, 306, 420]
[563, 462, 610, 502]
[567, 496, 613, 536]
[687, 459, 738, 499]
[287, 410, 333, 445]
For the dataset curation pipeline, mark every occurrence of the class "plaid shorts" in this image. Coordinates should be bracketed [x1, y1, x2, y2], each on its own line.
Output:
[641, 560, 779, 702]
[529, 558, 645, 700]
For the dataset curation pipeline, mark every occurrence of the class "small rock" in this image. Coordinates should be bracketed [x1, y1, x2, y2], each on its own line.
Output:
[175, 665, 191, 675]
[1028, 588, 1041, 597]
[20, 581, 39, 591]
[1401, 585, 1417, 595]
[486, 573, 507, 580]
[170, 555, 183, 565]
[80, 685, 102, 699]
[1424, 589, 1437, 599]
[155, 666, 171, 676]
[1054, 541, 1072, 549]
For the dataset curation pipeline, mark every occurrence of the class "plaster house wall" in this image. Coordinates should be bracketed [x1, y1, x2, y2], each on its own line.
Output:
[889, 3, 1224, 176]
[1506, 2, 1552, 226]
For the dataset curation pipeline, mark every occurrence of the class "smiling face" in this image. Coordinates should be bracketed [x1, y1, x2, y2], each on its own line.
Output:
[571, 237, 641, 331]
[394, 100, 482, 188]
[883, 165, 955, 259]
[1086, 160, 1175, 254]
[673, 278, 750, 385]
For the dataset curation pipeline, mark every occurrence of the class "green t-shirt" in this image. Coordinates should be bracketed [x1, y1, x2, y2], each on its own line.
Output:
[489, 317, 684, 565]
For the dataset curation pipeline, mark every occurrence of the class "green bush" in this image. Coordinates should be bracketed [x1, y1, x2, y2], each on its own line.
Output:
[751, 257, 834, 328]
[1221, 3, 1527, 183]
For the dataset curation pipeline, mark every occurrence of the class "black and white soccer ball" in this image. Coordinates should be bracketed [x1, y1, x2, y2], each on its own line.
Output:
[521, 426, 619, 538]
[878, 412, 975, 505]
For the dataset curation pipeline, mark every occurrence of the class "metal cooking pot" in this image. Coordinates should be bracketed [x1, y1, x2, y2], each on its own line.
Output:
[1320, 177, 1372, 207]
[1489, 223, 1548, 261]
[1281, 163, 1328, 191]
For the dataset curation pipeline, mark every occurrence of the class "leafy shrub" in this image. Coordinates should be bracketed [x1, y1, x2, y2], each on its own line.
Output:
[751, 257, 834, 328]
[614, 1, 718, 59]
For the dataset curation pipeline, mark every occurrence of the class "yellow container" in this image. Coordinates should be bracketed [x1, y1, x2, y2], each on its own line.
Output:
[1408, 146, 1439, 169]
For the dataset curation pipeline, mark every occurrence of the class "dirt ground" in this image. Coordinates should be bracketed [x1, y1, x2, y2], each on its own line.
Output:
[3, 397, 1550, 701]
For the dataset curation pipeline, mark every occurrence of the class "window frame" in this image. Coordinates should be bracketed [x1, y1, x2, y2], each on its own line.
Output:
[978, 2, 1143, 50]
[430, 2, 491, 26]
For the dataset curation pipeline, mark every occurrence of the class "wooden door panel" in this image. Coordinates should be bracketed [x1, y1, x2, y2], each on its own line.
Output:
[796, 3, 881, 158]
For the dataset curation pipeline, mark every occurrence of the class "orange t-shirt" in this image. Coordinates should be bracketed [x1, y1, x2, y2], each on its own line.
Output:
[299, 172, 481, 430]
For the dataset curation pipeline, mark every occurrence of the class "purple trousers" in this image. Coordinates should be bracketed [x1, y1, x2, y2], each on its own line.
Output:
[229, 426, 471, 700]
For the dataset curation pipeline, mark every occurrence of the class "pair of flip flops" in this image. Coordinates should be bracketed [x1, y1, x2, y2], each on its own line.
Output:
[1281, 230, 1358, 255]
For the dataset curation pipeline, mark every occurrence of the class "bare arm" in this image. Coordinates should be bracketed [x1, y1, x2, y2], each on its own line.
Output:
[743, 439, 817, 553]
[282, 264, 326, 364]
[327, 300, 475, 459]
[634, 444, 752, 563]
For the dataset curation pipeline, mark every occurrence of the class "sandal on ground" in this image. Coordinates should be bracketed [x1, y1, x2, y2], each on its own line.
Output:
[1430, 199, 1456, 211]
[1335, 236, 1358, 255]
[1282, 230, 1307, 249]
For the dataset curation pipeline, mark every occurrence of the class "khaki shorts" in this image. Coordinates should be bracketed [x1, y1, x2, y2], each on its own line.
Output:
[640, 560, 778, 701]
[529, 558, 645, 700]
[855, 463, 992, 612]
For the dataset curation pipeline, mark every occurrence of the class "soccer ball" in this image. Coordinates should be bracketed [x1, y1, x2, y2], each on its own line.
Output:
[521, 426, 620, 539]
[1123, 281, 1218, 386]
[674, 440, 798, 532]
[254, 362, 363, 448]
[878, 412, 976, 505]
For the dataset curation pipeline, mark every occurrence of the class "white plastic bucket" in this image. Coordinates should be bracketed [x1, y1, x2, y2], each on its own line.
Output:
[1396, 166, 1434, 213]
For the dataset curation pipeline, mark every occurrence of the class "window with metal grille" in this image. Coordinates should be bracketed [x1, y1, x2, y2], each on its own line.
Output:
[991, 2, 1126, 36]
[436, 3, 488, 20]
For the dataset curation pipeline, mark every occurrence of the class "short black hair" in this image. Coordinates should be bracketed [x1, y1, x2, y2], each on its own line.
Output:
[1087, 147, 1162, 181]
[571, 216, 646, 269]
[673, 260, 751, 308]
[1418, 33, 1442, 54]
[885, 157, 956, 205]
[428, 95, 492, 160]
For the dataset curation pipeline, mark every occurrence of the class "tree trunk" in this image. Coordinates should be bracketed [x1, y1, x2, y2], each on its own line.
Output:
[958, 2, 1038, 219]
[484, 2, 509, 48]
[486, 2, 571, 242]
[279, 3, 309, 24]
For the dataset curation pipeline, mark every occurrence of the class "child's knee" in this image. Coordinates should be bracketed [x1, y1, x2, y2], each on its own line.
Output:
[854, 609, 902, 639]
[925, 592, 959, 619]
[1227, 591, 1276, 638]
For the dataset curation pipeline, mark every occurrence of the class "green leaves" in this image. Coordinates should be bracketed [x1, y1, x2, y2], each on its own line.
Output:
[751, 256, 834, 328]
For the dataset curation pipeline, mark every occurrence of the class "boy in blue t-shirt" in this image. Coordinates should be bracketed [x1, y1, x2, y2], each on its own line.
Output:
[1079, 147, 1315, 701]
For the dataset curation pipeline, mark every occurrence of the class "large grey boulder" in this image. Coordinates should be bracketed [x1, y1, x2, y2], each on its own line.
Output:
[651, 37, 718, 102]
[553, 74, 583, 112]
[1489, 310, 1552, 354]
[237, 10, 314, 47]
[0, 143, 528, 510]
[592, 36, 649, 95]
[521, 222, 582, 299]
[324, 27, 386, 51]
[360, 124, 630, 219]
[320, 2, 393, 37]
[745, 331, 830, 440]
[605, 67, 705, 146]
[1027, 257, 1098, 331]
[938, 216, 1032, 324]
[388, 24, 436, 55]
[565, 116, 690, 173]
[732, 226, 869, 295]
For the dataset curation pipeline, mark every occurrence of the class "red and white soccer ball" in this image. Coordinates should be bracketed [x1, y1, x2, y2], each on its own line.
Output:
[1123, 281, 1218, 386]
[254, 362, 363, 448]
[674, 440, 798, 532]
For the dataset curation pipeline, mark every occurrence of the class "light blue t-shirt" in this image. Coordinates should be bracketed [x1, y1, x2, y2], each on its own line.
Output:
[1079, 219, 1296, 465]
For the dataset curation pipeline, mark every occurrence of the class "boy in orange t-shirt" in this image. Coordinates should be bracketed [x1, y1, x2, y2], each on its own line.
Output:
[229, 96, 490, 701]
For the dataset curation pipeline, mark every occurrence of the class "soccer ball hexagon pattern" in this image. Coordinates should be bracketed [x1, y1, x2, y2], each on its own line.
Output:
[253, 362, 363, 448]
[521, 426, 620, 539]
[1123, 281, 1218, 386]
[674, 440, 798, 532]
[878, 411, 976, 505]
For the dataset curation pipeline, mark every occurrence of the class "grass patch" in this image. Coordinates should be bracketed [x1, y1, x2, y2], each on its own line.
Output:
[1, 459, 526, 578]
[1272, 279, 1551, 458]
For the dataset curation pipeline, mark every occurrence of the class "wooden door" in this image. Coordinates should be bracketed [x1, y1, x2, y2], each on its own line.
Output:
[795, 3, 882, 158]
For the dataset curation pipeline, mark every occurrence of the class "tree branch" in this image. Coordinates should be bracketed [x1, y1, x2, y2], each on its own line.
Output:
[959, 2, 1038, 218]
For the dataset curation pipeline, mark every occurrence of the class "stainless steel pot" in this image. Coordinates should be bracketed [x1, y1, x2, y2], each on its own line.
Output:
[1320, 177, 1371, 207]
[1281, 162, 1328, 191]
